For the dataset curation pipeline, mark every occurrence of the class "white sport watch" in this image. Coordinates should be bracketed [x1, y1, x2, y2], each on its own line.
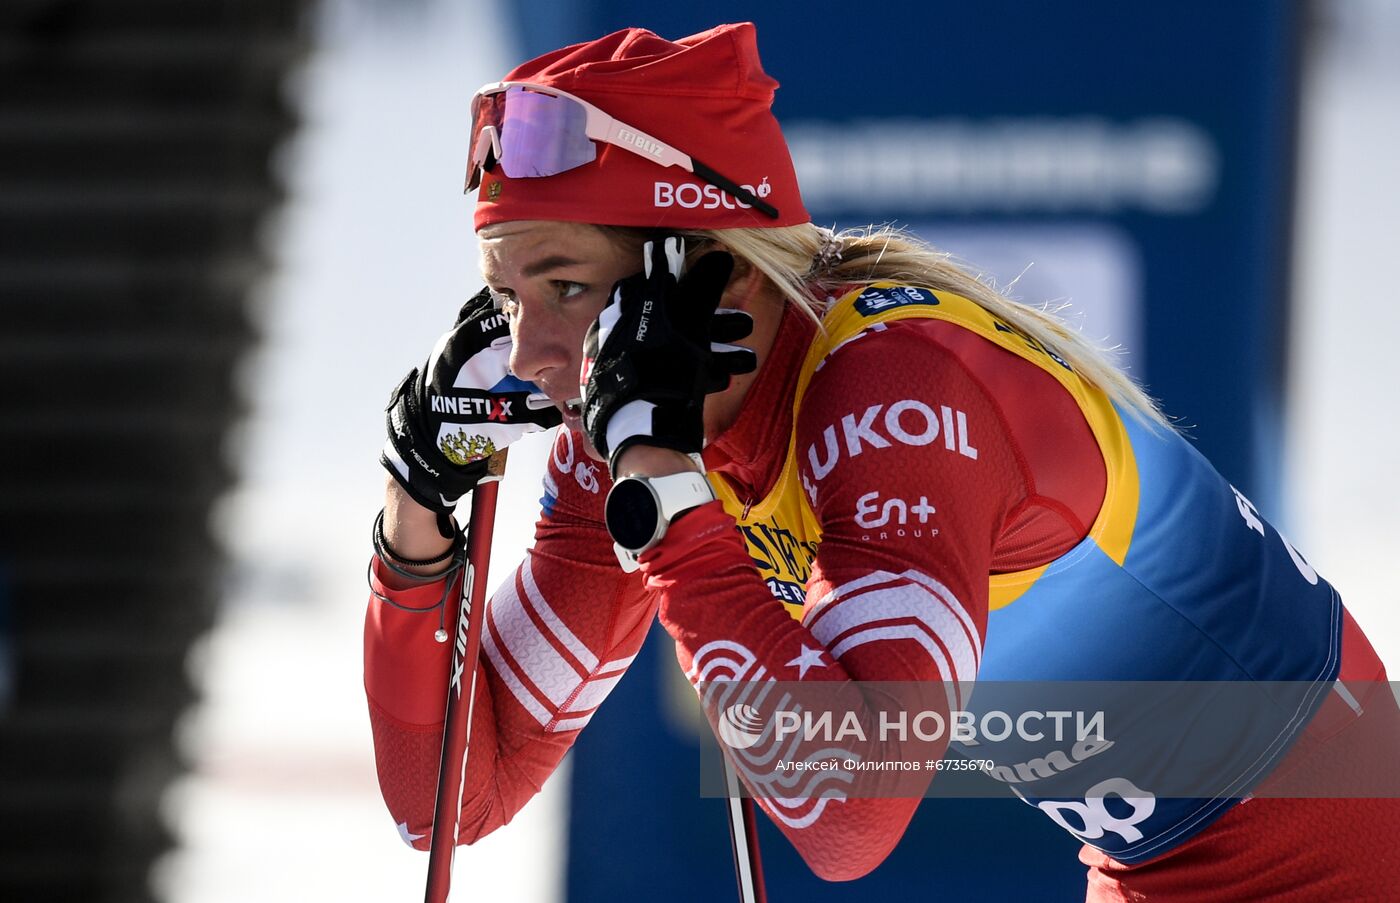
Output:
[605, 469, 716, 572]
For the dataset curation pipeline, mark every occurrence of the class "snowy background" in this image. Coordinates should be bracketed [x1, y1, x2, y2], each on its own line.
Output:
[152, 1, 1400, 900]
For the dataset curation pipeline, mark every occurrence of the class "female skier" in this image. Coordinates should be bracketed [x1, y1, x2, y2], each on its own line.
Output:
[367, 22, 1399, 900]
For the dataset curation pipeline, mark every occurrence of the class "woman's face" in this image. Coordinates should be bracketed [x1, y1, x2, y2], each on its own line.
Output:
[478, 220, 641, 435]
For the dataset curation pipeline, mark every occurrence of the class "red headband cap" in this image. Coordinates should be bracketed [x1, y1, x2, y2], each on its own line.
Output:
[472, 22, 810, 231]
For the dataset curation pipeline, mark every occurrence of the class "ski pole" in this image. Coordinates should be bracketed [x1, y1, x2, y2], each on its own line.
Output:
[724, 757, 768, 903]
[424, 451, 507, 903]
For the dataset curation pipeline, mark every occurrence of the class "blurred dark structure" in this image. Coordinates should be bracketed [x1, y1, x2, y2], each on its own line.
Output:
[0, 2, 309, 900]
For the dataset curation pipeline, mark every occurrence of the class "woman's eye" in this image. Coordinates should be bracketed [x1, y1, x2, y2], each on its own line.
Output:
[488, 282, 582, 318]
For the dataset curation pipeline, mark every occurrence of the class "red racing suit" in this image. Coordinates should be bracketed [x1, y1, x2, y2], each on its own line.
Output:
[366, 288, 1399, 898]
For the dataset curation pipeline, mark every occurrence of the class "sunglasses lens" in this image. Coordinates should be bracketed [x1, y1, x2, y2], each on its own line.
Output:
[496, 87, 597, 179]
[467, 87, 598, 190]
[465, 91, 506, 189]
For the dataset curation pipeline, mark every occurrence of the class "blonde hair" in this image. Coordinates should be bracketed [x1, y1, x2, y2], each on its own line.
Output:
[663, 222, 1168, 427]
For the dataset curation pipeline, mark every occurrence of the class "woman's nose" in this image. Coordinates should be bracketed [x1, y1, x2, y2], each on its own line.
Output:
[507, 304, 572, 385]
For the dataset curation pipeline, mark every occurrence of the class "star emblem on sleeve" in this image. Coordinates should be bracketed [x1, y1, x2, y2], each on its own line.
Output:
[397, 821, 426, 846]
[785, 644, 828, 679]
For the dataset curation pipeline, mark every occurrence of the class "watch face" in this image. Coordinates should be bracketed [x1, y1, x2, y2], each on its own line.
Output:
[605, 478, 661, 552]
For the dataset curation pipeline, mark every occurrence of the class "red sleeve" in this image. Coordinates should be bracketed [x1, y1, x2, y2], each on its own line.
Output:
[364, 428, 654, 847]
[648, 321, 1023, 880]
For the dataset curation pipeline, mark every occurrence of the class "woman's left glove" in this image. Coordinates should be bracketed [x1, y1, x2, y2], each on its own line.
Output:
[580, 237, 757, 473]
[381, 287, 561, 534]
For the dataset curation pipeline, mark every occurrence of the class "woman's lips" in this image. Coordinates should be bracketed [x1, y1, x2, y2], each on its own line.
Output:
[560, 397, 584, 431]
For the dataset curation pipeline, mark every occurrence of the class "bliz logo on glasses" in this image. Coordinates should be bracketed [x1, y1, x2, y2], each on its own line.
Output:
[654, 178, 770, 211]
[617, 127, 665, 160]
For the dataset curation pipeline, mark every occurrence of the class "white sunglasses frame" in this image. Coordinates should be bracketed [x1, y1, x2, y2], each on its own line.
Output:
[465, 80, 779, 219]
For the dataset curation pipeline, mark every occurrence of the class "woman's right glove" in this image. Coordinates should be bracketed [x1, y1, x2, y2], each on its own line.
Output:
[380, 287, 561, 535]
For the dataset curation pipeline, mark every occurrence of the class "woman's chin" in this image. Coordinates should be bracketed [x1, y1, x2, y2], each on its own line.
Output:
[560, 409, 606, 462]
